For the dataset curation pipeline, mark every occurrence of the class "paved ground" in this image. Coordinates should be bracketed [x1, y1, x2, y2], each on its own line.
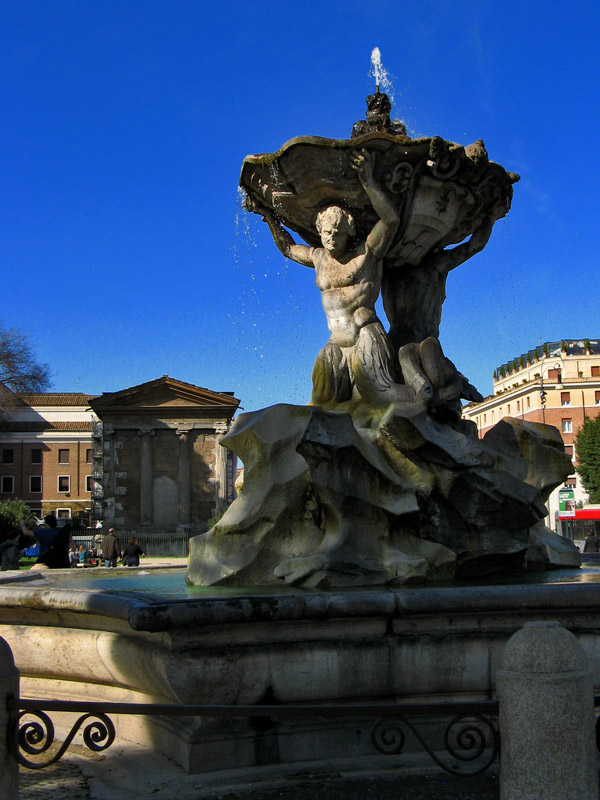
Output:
[19, 746, 501, 800]
[20, 760, 90, 800]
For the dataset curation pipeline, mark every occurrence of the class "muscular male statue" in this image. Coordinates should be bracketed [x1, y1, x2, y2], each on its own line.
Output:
[262, 149, 414, 409]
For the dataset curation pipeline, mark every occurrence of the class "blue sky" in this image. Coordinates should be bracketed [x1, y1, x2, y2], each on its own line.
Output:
[2, 1, 599, 411]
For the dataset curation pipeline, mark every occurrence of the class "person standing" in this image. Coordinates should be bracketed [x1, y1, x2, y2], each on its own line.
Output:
[122, 537, 144, 567]
[582, 529, 600, 553]
[101, 528, 121, 567]
[19, 515, 71, 569]
[0, 531, 24, 570]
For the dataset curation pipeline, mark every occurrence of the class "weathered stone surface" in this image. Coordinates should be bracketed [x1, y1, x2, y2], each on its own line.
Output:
[240, 133, 516, 269]
[498, 621, 598, 800]
[483, 417, 569, 500]
[187, 405, 323, 587]
[526, 521, 582, 570]
[0, 636, 18, 800]
[3, 580, 600, 774]
[187, 402, 577, 587]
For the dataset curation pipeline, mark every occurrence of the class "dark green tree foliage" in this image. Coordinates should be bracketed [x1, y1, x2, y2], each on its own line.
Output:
[0, 499, 35, 541]
[575, 416, 600, 503]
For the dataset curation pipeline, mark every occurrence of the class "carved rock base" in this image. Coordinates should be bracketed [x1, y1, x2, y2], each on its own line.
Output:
[186, 403, 579, 588]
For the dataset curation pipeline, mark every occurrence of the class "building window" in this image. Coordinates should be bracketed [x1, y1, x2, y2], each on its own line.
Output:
[86, 448, 92, 463]
[58, 475, 70, 493]
[30, 509, 42, 521]
[561, 392, 571, 406]
[562, 419, 573, 434]
[564, 445, 574, 457]
[1, 476, 14, 493]
[86, 475, 94, 493]
[517, 400, 521, 413]
[592, 366, 600, 377]
[58, 449, 70, 464]
[57, 508, 71, 520]
[483, 413, 487, 424]
[595, 391, 600, 405]
[507, 404, 511, 415]
[29, 476, 42, 493]
[564, 478, 577, 487]
[491, 411, 495, 422]
[527, 396, 531, 409]
[30, 449, 42, 464]
[2, 449, 14, 465]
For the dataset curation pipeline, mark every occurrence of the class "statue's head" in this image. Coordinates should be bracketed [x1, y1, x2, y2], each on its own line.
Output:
[365, 89, 392, 130]
[315, 206, 356, 254]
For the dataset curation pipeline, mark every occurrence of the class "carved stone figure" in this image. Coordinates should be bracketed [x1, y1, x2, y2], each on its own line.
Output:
[351, 87, 407, 138]
[185, 93, 579, 589]
[260, 148, 414, 409]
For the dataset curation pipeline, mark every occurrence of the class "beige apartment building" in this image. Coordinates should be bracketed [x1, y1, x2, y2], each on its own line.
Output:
[463, 339, 600, 531]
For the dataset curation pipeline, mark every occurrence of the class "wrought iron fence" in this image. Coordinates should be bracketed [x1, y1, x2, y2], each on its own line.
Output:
[74, 529, 194, 557]
[7, 696, 501, 777]
[11, 692, 600, 777]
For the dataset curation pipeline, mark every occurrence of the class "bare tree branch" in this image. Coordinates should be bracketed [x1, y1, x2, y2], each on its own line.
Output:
[0, 321, 52, 410]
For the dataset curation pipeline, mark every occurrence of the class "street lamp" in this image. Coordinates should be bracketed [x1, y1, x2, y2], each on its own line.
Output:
[539, 360, 562, 424]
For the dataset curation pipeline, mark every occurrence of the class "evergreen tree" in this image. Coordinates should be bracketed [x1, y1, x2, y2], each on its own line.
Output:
[0, 499, 36, 541]
[575, 416, 600, 503]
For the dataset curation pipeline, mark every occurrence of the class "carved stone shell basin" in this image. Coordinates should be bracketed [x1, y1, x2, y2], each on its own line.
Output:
[240, 132, 519, 267]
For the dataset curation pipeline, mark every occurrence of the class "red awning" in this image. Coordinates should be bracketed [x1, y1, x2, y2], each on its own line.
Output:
[558, 508, 600, 520]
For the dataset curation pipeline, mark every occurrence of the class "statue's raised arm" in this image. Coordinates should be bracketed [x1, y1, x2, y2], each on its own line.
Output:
[260, 207, 315, 268]
[350, 148, 400, 259]
[428, 213, 496, 275]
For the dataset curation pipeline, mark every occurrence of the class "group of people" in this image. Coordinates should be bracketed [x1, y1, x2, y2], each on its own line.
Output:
[101, 528, 145, 568]
[0, 516, 144, 571]
[69, 542, 99, 567]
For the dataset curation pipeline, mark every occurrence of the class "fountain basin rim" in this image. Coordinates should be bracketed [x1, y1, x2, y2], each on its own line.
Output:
[241, 131, 520, 172]
[1, 580, 600, 633]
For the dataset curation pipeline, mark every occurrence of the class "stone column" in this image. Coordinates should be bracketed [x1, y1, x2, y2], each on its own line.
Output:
[497, 620, 598, 800]
[0, 636, 19, 800]
[176, 428, 191, 529]
[102, 424, 116, 525]
[212, 422, 229, 514]
[138, 428, 155, 526]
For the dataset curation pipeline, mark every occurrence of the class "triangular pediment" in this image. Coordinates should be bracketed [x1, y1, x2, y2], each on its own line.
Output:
[90, 376, 240, 414]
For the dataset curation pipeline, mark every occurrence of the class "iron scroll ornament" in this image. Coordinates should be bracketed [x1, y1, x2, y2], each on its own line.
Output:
[371, 712, 500, 776]
[9, 708, 116, 769]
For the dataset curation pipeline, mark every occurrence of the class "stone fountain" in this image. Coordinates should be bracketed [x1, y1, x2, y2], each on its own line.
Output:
[187, 89, 579, 589]
[0, 87, 588, 779]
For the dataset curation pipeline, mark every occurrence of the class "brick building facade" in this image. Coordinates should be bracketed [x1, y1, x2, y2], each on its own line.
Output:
[462, 339, 600, 529]
[0, 377, 241, 532]
[0, 393, 96, 523]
